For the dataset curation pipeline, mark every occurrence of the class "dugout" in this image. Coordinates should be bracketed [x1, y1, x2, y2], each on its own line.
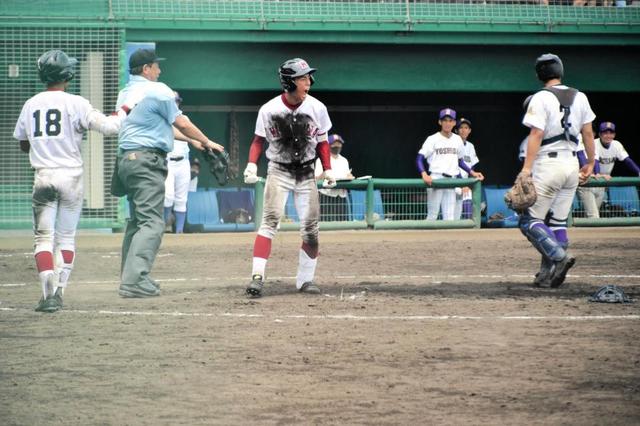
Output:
[155, 41, 640, 186]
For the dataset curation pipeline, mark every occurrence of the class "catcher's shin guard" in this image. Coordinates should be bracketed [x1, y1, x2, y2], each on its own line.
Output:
[519, 217, 566, 262]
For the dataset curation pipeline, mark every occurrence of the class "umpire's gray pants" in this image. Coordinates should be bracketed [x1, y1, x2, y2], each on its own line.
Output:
[117, 149, 167, 287]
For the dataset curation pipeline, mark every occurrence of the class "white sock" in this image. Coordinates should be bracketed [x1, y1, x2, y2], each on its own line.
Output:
[56, 264, 73, 289]
[38, 271, 54, 298]
[252, 257, 267, 278]
[296, 249, 317, 289]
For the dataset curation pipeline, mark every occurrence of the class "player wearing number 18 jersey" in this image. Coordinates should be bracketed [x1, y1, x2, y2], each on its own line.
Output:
[13, 50, 132, 312]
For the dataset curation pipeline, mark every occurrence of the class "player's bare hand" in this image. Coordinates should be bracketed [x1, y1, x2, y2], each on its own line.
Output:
[578, 165, 593, 185]
[206, 140, 224, 152]
[189, 140, 204, 151]
[471, 171, 484, 181]
[421, 172, 432, 186]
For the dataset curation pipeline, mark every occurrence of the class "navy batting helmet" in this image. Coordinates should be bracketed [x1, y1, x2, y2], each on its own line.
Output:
[37, 50, 78, 84]
[279, 58, 316, 92]
[535, 53, 563, 82]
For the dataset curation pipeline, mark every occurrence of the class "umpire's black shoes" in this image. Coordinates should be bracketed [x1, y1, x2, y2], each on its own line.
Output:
[246, 274, 264, 298]
[299, 281, 321, 295]
[119, 282, 160, 298]
[550, 256, 576, 288]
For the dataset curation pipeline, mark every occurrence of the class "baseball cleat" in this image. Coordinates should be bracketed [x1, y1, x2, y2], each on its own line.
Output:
[533, 257, 554, 287]
[35, 296, 48, 312]
[299, 281, 321, 295]
[550, 256, 576, 288]
[118, 282, 160, 298]
[246, 274, 264, 298]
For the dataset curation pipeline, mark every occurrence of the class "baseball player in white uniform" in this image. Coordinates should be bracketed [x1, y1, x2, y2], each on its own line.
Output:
[243, 58, 334, 298]
[454, 118, 480, 219]
[417, 108, 483, 220]
[163, 91, 192, 233]
[13, 50, 134, 312]
[315, 134, 354, 221]
[519, 53, 596, 288]
[578, 122, 640, 218]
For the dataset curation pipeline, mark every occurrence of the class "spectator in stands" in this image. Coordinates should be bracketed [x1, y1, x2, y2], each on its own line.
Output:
[315, 134, 354, 221]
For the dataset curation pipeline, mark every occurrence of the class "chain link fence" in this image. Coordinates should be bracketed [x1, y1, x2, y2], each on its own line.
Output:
[0, 27, 122, 229]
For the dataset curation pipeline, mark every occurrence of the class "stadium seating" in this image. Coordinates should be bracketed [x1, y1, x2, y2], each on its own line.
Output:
[607, 186, 640, 216]
[482, 186, 520, 228]
[350, 190, 384, 221]
[185, 190, 236, 232]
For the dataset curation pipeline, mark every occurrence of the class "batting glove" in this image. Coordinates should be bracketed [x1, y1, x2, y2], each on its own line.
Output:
[243, 162, 258, 184]
[323, 169, 337, 188]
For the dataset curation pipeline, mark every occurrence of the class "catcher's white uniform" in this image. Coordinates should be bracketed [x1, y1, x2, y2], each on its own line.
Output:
[13, 89, 123, 297]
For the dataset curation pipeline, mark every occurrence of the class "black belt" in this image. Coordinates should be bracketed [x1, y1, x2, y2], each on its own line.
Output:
[169, 156, 184, 161]
[547, 151, 576, 158]
[442, 173, 453, 178]
[541, 134, 579, 146]
[119, 147, 167, 158]
[273, 158, 315, 170]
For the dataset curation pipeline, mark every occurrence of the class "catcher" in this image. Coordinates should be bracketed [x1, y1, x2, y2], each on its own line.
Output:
[514, 53, 595, 288]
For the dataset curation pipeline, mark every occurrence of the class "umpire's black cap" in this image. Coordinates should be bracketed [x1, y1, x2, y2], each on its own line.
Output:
[129, 49, 165, 69]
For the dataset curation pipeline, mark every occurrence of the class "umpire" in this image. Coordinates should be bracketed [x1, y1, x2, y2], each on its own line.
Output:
[115, 48, 224, 298]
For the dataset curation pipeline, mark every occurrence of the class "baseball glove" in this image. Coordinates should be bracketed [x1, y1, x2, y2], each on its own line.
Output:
[504, 171, 537, 211]
[202, 148, 231, 186]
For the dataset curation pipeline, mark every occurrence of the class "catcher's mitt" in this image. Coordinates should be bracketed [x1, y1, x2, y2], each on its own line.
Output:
[504, 171, 537, 211]
[202, 148, 231, 186]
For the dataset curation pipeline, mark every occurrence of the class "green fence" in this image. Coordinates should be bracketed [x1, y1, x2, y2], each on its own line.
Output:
[0, 26, 123, 230]
[253, 177, 483, 231]
[572, 177, 640, 227]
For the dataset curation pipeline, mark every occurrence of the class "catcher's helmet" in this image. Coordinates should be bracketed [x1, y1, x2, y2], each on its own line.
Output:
[279, 58, 316, 92]
[37, 50, 78, 84]
[535, 53, 563, 82]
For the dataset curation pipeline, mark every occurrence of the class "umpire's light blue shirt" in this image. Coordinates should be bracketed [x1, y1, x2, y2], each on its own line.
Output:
[116, 75, 181, 152]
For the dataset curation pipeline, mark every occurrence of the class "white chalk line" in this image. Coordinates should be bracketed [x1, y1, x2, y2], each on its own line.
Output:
[1, 273, 638, 288]
[0, 306, 637, 321]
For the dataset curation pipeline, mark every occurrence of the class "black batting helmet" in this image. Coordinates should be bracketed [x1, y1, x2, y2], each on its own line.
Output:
[279, 58, 316, 92]
[535, 53, 564, 82]
[37, 50, 78, 84]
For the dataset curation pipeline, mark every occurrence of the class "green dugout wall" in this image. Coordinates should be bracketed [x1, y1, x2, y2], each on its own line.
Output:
[152, 41, 640, 185]
[1, 0, 639, 227]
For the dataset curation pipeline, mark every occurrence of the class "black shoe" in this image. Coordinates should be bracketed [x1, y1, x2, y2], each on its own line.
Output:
[550, 256, 576, 288]
[299, 282, 321, 295]
[246, 274, 264, 298]
[533, 257, 553, 287]
[119, 282, 160, 298]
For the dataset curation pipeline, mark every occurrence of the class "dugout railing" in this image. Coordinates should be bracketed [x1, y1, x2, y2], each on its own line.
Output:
[571, 177, 640, 227]
[253, 177, 483, 231]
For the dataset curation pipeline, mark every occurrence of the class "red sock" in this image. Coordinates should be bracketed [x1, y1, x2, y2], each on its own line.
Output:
[253, 235, 272, 259]
[35, 251, 54, 273]
[301, 242, 318, 259]
[61, 250, 75, 264]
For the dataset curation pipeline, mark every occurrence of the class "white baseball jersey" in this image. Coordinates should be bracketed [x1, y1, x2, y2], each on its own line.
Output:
[458, 140, 479, 178]
[418, 131, 465, 176]
[168, 140, 190, 159]
[596, 139, 629, 175]
[255, 94, 331, 165]
[14, 90, 120, 169]
[576, 135, 598, 161]
[522, 85, 595, 157]
[518, 137, 528, 161]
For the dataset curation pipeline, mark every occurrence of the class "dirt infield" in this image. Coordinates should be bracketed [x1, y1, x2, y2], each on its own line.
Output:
[1, 228, 639, 425]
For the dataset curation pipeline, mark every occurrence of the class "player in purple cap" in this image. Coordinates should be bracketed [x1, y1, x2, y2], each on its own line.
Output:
[416, 108, 484, 220]
[577, 122, 640, 218]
